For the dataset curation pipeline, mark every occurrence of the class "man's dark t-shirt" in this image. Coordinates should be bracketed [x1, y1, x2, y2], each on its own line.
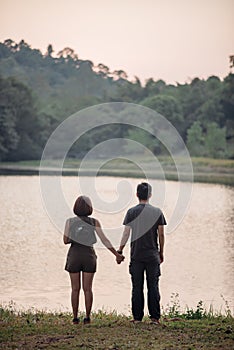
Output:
[123, 204, 167, 262]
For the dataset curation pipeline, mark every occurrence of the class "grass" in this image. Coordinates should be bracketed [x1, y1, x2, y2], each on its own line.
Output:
[0, 300, 233, 350]
[0, 156, 234, 186]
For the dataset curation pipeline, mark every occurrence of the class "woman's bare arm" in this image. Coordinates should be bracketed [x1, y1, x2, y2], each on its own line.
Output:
[95, 219, 124, 263]
[63, 219, 71, 244]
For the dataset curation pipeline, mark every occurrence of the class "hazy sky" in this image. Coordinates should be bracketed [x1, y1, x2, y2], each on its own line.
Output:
[1, 0, 233, 83]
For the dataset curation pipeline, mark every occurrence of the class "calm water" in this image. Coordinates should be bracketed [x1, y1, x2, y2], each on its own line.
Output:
[0, 176, 233, 315]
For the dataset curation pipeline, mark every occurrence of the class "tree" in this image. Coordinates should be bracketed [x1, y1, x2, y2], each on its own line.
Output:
[186, 121, 204, 156]
[178, 78, 207, 132]
[141, 94, 184, 135]
[220, 74, 234, 156]
[57, 47, 79, 62]
[96, 63, 110, 78]
[197, 96, 225, 128]
[112, 70, 128, 80]
[221, 74, 234, 122]
[124, 127, 157, 154]
[206, 75, 221, 91]
[0, 43, 11, 59]
[0, 76, 47, 161]
[0, 76, 20, 159]
[0, 38, 232, 160]
[3, 39, 18, 52]
[229, 55, 234, 69]
[109, 76, 144, 102]
[0, 105, 19, 160]
[46, 44, 54, 57]
[14, 39, 43, 67]
[144, 79, 166, 96]
[204, 123, 227, 158]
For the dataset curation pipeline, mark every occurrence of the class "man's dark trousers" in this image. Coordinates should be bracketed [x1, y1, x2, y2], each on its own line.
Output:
[129, 259, 161, 321]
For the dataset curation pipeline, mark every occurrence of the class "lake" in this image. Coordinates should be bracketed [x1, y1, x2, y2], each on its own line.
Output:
[0, 176, 233, 315]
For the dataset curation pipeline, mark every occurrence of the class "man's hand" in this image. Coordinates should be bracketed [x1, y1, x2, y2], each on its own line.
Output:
[159, 251, 164, 264]
[116, 252, 125, 264]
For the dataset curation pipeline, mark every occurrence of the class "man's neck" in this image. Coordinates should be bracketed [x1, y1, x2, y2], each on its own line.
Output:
[139, 199, 149, 204]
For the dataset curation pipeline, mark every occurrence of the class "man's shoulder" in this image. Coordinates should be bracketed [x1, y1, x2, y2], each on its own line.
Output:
[147, 204, 162, 213]
[127, 204, 162, 213]
[127, 204, 142, 213]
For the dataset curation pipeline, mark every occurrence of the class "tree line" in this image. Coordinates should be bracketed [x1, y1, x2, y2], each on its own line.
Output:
[0, 39, 233, 161]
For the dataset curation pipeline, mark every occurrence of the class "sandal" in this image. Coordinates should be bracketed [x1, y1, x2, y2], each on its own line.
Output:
[72, 317, 80, 324]
[83, 317, 91, 325]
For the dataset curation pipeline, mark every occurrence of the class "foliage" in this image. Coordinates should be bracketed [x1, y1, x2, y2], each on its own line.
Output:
[163, 293, 233, 320]
[187, 121, 228, 159]
[164, 292, 181, 318]
[204, 122, 227, 158]
[186, 121, 205, 156]
[0, 76, 54, 161]
[185, 301, 206, 320]
[0, 39, 233, 161]
[124, 127, 158, 154]
[141, 95, 184, 126]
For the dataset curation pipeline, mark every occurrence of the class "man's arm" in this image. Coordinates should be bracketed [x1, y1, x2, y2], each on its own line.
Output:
[118, 225, 131, 254]
[158, 225, 165, 263]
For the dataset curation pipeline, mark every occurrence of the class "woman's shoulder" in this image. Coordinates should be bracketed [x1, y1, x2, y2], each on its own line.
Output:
[68, 216, 97, 226]
[80, 216, 97, 226]
[68, 216, 77, 222]
[89, 216, 97, 226]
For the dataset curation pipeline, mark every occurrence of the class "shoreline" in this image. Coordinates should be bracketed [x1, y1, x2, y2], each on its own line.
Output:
[0, 164, 233, 186]
[0, 157, 233, 186]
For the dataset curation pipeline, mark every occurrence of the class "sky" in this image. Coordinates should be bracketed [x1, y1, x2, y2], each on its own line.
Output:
[0, 0, 233, 84]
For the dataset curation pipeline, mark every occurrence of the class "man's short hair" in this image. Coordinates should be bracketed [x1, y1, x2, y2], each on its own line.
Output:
[137, 182, 152, 200]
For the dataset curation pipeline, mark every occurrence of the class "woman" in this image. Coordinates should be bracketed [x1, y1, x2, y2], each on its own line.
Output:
[64, 195, 124, 324]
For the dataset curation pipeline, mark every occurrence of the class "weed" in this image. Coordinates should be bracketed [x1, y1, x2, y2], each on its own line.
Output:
[163, 292, 181, 318]
[220, 294, 232, 317]
[185, 300, 205, 319]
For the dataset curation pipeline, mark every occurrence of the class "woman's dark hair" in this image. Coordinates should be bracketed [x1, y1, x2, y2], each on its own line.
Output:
[137, 182, 152, 200]
[73, 196, 93, 216]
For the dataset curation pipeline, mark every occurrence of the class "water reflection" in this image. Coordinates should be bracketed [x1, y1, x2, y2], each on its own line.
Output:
[0, 176, 233, 314]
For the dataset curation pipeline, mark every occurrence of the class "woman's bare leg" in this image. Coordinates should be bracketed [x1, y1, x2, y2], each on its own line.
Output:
[82, 272, 95, 318]
[69, 272, 81, 319]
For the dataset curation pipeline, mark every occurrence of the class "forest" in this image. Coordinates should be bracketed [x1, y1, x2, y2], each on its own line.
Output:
[0, 39, 233, 161]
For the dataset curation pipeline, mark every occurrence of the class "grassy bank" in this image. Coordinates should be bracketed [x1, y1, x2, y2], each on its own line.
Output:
[0, 305, 233, 350]
[0, 157, 234, 186]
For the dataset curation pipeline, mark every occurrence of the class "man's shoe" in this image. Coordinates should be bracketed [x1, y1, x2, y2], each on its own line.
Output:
[150, 318, 160, 325]
[130, 319, 142, 324]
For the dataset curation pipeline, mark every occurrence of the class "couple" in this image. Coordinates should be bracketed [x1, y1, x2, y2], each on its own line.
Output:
[63, 182, 166, 325]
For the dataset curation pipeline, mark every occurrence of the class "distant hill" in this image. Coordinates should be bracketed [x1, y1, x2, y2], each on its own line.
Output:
[0, 39, 129, 118]
[0, 39, 233, 161]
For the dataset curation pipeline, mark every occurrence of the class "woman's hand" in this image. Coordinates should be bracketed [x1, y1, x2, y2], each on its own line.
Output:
[116, 252, 125, 264]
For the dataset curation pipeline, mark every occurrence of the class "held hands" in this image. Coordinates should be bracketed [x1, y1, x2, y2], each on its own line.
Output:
[116, 251, 125, 264]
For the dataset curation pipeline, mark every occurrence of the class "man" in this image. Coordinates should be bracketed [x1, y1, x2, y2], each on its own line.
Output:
[117, 182, 166, 324]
